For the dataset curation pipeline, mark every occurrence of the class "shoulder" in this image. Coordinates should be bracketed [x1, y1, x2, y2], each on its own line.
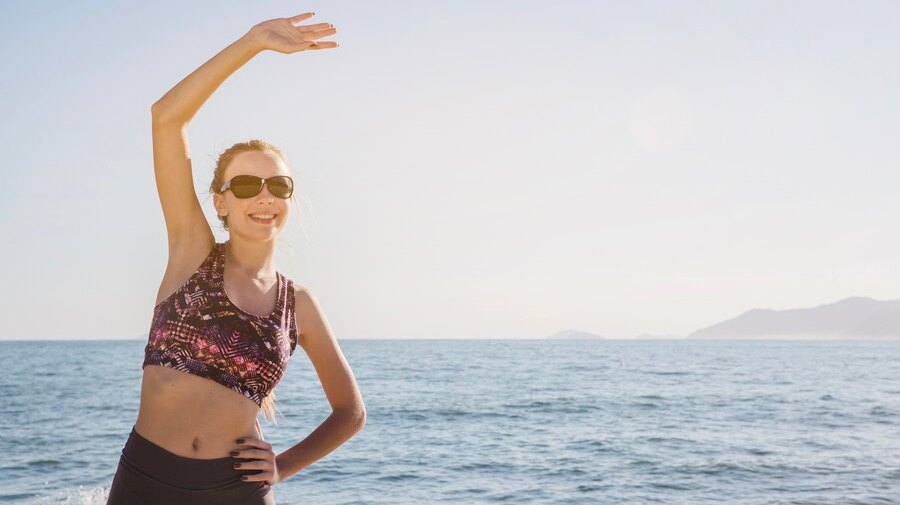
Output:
[294, 283, 319, 324]
[291, 283, 323, 346]
[292, 283, 318, 311]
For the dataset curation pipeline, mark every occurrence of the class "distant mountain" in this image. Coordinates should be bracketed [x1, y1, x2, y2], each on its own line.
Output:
[687, 296, 900, 340]
[634, 333, 683, 340]
[546, 329, 605, 340]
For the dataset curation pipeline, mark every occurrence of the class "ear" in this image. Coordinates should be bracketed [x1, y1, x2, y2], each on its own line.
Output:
[213, 192, 228, 218]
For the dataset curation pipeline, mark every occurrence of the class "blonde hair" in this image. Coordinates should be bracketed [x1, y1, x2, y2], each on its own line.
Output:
[209, 139, 295, 424]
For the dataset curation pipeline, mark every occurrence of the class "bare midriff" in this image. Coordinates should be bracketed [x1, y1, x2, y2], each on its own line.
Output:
[135, 364, 265, 459]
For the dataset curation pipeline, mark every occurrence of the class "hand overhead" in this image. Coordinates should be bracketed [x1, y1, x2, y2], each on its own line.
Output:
[249, 12, 339, 54]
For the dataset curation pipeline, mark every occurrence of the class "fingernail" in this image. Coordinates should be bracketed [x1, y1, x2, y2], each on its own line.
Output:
[234, 463, 241, 469]
[242, 476, 248, 481]
[236, 438, 244, 444]
[231, 451, 239, 457]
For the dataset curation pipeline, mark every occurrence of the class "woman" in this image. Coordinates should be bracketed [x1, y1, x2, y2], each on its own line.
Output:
[106, 12, 366, 504]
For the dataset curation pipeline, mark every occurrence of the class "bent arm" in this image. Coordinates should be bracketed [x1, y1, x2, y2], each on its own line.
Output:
[150, 30, 264, 248]
[151, 32, 263, 126]
[276, 287, 366, 482]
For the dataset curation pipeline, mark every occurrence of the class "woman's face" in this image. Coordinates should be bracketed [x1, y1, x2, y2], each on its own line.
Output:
[214, 150, 292, 241]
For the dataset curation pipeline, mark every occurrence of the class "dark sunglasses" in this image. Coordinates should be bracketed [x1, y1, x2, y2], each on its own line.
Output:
[219, 175, 294, 199]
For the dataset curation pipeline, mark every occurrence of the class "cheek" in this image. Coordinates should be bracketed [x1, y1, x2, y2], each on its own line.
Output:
[229, 200, 250, 217]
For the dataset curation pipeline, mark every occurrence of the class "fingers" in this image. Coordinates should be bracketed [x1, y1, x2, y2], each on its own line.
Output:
[297, 22, 333, 32]
[302, 26, 338, 50]
[234, 458, 274, 470]
[233, 448, 273, 459]
[305, 26, 337, 40]
[236, 464, 273, 483]
[231, 437, 277, 484]
[289, 12, 315, 23]
[234, 437, 273, 451]
[307, 41, 338, 50]
[233, 452, 275, 483]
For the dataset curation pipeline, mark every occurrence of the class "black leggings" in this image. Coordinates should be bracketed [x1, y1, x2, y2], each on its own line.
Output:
[106, 425, 276, 504]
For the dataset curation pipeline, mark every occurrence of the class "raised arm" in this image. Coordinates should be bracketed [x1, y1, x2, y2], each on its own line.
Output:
[150, 12, 337, 252]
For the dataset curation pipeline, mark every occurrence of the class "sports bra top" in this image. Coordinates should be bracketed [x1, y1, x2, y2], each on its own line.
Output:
[143, 241, 298, 407]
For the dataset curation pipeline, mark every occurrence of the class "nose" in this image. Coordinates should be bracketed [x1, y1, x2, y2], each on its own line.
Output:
[256, 183, 276, 201]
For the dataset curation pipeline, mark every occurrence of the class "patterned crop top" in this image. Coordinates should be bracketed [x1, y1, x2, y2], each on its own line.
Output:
[143, 241, 298, 407]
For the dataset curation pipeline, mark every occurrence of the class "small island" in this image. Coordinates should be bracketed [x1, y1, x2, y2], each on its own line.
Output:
[545, 329, 605, 340]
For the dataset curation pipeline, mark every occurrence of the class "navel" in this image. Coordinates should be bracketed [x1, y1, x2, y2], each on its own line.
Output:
[192, 436, 201, 450]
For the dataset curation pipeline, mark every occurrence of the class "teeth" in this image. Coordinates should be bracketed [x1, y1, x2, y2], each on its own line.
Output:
[250, 214, 275, 219]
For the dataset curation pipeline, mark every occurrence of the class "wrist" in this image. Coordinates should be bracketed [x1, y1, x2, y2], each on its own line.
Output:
[239, 28, 267, 55]
[275, 452, 289, 479]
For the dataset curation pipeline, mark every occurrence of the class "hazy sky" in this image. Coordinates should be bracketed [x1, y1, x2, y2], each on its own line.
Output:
[1, 1, 898, 340]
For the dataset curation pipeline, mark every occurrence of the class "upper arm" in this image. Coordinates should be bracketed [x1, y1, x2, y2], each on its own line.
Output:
[150, 106, 213, 250]
[294, 285, 366, 417]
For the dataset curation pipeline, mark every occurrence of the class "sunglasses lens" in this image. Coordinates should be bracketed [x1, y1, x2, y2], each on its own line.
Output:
[231, 175, 263, 198]
[226, 175, 293, 199]
[268, 176, 293, 198]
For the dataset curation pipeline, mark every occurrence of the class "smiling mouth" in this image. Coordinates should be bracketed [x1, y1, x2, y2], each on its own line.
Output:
[248, 213, 278, 225]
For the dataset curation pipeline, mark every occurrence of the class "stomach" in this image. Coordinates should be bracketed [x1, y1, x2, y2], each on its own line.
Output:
[135, 364, 265, 459]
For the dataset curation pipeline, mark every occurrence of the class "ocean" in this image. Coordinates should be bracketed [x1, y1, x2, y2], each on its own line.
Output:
[1, 339, 899, 504]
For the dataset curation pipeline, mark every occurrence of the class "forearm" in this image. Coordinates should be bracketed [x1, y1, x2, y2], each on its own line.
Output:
[151, 30, 263, 126]
[276, 408, 366, 482]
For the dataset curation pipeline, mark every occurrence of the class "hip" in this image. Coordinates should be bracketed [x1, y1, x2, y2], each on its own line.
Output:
[106, 425, 274, 505]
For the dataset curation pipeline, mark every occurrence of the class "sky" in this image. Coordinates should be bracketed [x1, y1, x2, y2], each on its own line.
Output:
[0, 0, 898, 340]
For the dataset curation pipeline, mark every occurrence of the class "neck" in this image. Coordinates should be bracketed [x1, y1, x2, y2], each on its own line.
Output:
[224, 238, 277, 280]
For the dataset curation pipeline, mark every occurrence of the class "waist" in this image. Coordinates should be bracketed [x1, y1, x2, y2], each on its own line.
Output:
[137, 365, 263, 459]
[120, 425, 271, 494]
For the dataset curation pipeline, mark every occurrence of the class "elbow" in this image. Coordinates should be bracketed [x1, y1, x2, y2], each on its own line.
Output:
[150, 106, 170, 128]
[150, 100, 185, 128]
[356, 406, 367, 430]
[339, 403, 366, 432]
[350, 404, 366, 432]
[150, 100, 166, 122]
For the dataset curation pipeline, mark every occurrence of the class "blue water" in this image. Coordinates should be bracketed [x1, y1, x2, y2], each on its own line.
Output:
[1, 339, 900, 504]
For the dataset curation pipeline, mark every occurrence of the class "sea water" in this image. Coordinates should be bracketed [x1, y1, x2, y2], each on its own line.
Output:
[1, 339, 899, 504]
